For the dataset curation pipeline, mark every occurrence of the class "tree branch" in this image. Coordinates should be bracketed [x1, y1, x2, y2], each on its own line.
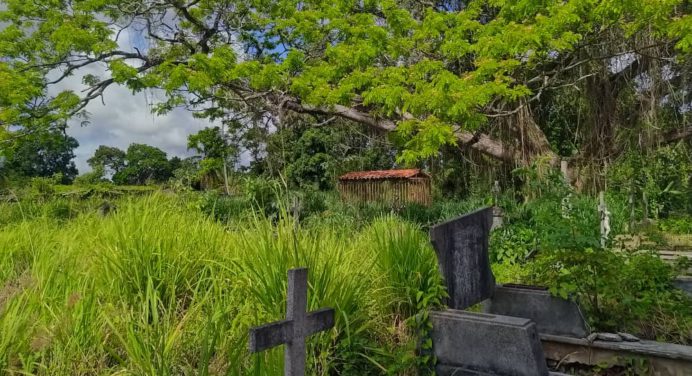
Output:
[282, 100, 521, 163]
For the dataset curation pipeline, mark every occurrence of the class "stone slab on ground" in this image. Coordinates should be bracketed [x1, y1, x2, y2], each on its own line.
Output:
[482, 284, 590, 338]
[431, 309, 549, 376]
[436, 365, 570, 376]
[430, 207, 495, 310]
[541, 333, 692, 376]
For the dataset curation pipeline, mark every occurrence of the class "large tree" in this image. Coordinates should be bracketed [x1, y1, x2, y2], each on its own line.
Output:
[87, 145, 127, 177]
[114, 143, 173, 185]
[1, 127, 79, 183]
[187, 125, 239, 192]
[0, 0, 690, 187]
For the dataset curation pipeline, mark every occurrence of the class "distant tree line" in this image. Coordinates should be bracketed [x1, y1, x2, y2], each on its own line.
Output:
[0, 112, 404, 193]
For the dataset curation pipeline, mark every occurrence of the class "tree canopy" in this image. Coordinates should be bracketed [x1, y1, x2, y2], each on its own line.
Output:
[1, 127, 79, 183]
[255, 118, 395, 189]
[0, 0, 690, 189]
[88, 145, 127, 177]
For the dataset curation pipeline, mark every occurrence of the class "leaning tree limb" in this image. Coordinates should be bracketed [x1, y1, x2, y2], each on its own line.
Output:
[282, 99, 523, 164]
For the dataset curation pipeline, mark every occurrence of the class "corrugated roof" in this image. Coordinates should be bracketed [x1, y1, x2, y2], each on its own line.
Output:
[338, 169, 428, 181]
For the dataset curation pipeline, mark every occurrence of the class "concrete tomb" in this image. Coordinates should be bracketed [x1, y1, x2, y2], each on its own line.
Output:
[431, 310, 550, 376]
[429, 207, 591, 376]
[482, 284, 590, 338]
[428, 207, 692, 376]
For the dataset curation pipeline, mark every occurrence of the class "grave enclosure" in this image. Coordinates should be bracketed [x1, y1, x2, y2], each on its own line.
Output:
[248, 208, 691, 376]
[429, 207, 692, 376]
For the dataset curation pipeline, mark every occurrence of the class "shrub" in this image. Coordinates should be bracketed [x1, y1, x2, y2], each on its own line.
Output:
[43, 199, 77, 220]
[490, 225, 537, 264]
[658, 216, 692, 234]
[195, 191, 252, 223]
[527, 248, 692, 343]
[29, 176, 57, 199]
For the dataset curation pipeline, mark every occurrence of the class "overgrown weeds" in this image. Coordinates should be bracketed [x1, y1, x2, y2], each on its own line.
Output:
[0, 194, 444, 375]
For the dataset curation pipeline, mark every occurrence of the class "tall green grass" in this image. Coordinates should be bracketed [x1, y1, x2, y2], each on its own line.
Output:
[0, 195, 443, 375]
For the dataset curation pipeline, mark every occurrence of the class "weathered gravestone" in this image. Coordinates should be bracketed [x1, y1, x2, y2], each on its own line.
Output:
[431, 310, 549, 376]
[429, 207, 692, 376]
[248, 268, 335, 376]
[430, 207, 495, 310]
[482, 284, 589, 338]
[429, 207, 591, 375]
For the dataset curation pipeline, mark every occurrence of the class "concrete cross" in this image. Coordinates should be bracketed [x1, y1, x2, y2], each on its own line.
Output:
[598, 191, 611, 248]
[248, 268, 335, 376]
[491, 180, 500, 206]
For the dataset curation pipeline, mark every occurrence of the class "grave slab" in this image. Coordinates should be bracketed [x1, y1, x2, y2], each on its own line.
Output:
[436, 366, 569, 376]
[541, 333, 692, 376]
[431, 309, 549, 376]
[482, 284, 590, 338]
[430, 207, 495, 309]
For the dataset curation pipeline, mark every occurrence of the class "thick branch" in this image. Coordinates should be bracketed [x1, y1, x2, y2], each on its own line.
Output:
[284, 101, 396, 131]
[455, 130, 519, 164]
[650, 126, 692, 147]
[283, 100, 520, 164]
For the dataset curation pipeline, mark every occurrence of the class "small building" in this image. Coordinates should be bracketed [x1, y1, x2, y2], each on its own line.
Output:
[337, 169, 432, 206]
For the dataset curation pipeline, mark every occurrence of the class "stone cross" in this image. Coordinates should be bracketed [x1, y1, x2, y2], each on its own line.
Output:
[248, 268, 335, 376]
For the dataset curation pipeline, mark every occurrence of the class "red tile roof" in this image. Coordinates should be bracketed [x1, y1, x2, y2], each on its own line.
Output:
[338, 169, 428, 181]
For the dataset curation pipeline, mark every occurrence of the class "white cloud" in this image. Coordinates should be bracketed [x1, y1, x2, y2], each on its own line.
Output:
[44, 28, 220, 174]
[66, 88, 216, 173]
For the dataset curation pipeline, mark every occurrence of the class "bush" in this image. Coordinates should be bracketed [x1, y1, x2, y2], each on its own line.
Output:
[243, 176, 284, 216]
[73, 166, 106, 186]
[195, 191, 252, 223]
[658, 216, 692, 234]
[43, 199, 77, 221]
[527, 248, 692, 343]
[609, 144, 692, 219]
[490, 225, 537, 264]
[29, 176, 57, 199]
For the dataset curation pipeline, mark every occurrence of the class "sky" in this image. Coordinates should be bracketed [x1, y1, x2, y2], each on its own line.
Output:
[56, 77, 217, 173]
[46, 26, 221, 174]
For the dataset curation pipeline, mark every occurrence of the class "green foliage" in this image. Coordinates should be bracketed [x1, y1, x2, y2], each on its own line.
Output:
[256, 119, 395, 190]
[2, 127, 79, 183]
[186, 126, 238, 188]
[170, 157, 203, 191]
[527, 248, 691, 343]
[609, 144, 692, 219]
[188, 126, 234, 160]
[489, 166, 691, 342]
[73, 165, 106, 185]
[490, 225, 537, 264]
[512, 157, 569, 202]
[195, 191, 254, 223]
[4, 0, 686, 163]
[0, 195, 444, 374]
[242, 176, 285, 217]
[114, 143, 173, 185]
[87, 145, 126, 177]
[29, 176, 57, 199]
[658, 216, 692, 235]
